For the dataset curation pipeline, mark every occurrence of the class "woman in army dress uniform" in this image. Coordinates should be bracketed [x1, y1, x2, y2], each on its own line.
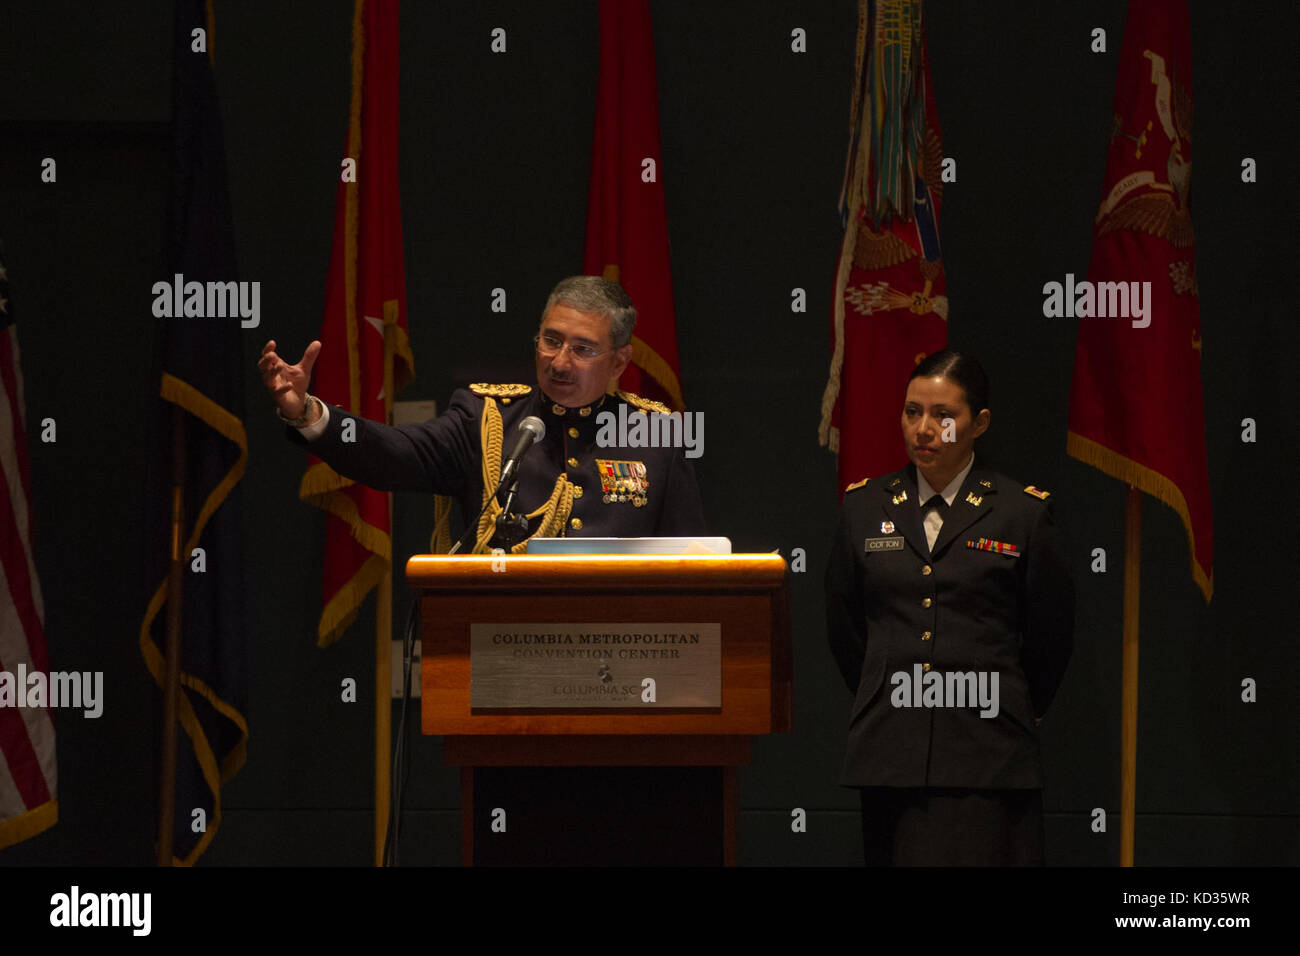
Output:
[825, 350, 1074, 865]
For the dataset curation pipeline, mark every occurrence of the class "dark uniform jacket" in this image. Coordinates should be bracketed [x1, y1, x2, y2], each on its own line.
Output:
[825, 462, 1074, 789]
[285, 384, 706, 546]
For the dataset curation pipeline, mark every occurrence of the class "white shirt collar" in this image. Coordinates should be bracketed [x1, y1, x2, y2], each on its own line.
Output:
[917, 452, 975, 507]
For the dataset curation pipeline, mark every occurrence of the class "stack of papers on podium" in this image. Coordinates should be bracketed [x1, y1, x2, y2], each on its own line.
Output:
[526, 537, 732, 555]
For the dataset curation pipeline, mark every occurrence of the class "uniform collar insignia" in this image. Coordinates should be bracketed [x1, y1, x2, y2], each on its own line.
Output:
[970, 469, 997, 494]
[882, 470, 926, 557]
[541, 390, 607, 419]
[929, 469, 996, 556]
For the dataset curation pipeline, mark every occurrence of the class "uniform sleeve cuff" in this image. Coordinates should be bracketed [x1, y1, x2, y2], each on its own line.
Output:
[296, 400, 330, 440]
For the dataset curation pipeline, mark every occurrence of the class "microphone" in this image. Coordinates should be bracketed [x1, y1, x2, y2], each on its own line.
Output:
[447, 416, 546, 556]
[499, 416, 545, 486]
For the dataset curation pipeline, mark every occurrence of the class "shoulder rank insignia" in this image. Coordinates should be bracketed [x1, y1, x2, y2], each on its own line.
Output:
[844, 477, 870, 493]
[617, 390, 673, 415]
[470, 383, 532, 398]
[1023, 485, 1050, 500]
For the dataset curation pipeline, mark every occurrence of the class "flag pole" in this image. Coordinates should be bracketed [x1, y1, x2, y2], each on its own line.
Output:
[1120, 485, 1141, 866]
[156, 403, 186, 865]
[374, 323, 395, 865]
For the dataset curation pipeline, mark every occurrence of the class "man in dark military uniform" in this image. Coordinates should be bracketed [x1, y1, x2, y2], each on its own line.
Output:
[259, 277, 713, 866]
[258, 276, 705, 549]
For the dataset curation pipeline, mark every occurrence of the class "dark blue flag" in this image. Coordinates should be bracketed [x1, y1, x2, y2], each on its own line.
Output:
[139, 0, 249, 865]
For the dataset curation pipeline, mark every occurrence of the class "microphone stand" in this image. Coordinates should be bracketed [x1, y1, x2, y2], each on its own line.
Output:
[390, 421, 541, 861]
[448, 467, 530, 555]
[391, 481, 528, 859]
[493, 476, 531, 551]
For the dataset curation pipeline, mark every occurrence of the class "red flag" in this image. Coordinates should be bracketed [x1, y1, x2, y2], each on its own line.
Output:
[300, 0, 414, 646]
[583, 0, 684, 411]
[0, 251, 58, 849]
[816, 1, 951, 494]
[1067, 0, 1212, 601]
[818, 1, 948, 492]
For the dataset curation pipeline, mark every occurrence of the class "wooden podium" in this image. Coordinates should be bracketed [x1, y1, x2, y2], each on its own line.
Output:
[407, 553, 790, 865]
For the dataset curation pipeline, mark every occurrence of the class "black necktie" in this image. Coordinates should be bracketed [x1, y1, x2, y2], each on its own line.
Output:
[923, 494, 947, 551]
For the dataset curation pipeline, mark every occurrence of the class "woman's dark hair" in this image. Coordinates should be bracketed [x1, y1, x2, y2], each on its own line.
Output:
[907, 349, 990, 413]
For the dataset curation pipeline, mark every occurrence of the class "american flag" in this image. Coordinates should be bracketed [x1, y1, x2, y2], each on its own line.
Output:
[0, 248, 58, 849]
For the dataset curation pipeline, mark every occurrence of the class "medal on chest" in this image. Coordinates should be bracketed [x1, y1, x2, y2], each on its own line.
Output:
[596, 459, 648, 507]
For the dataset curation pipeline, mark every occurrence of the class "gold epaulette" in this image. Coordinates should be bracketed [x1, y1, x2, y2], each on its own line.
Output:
[469, 383, 532, 398]
[1023, 485, 1050, 500]
[844, 477, 870, 493]
[617, 390, 672, 415]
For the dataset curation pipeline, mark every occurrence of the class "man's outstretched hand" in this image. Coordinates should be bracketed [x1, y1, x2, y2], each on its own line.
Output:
[258, 339, 321, 422]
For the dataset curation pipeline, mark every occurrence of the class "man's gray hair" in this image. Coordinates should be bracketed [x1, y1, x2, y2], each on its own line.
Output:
[543, 275, 637, 348]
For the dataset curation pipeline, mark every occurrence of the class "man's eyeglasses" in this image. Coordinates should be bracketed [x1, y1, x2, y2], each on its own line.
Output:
[534, 333, 610, 362]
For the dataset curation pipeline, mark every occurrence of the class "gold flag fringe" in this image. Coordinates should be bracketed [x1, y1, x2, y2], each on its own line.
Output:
[1067, 430, 1212, 603]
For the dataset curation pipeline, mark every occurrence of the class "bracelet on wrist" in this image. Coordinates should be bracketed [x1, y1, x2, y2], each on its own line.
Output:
[278, 394, 319, 428]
